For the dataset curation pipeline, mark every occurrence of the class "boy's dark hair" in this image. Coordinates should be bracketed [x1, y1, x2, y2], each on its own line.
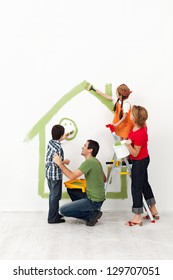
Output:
[51, 125, 65, 140]
[87, 139, 100, 157]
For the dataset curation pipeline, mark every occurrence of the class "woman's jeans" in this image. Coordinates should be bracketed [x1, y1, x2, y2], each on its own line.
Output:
[47, 179, 62, 222]
[60, 196, 104, 221]
[131, 156, 156, 214]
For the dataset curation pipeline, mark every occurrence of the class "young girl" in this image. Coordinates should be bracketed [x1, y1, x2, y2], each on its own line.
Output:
[96, 84, 133, 139]
[125, 105, 159, 226]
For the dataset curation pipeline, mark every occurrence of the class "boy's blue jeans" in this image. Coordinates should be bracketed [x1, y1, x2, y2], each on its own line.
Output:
[47, 179, 62, 222]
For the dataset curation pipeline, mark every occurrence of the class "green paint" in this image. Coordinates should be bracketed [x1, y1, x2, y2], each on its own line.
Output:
[38, 129, 47, 197]
[89, 83, 114, 111]
[25, 80, 89, 142]
[69, 182, 83, 186]
[25, 80, 128, 199]
[114, 141, 121, 146]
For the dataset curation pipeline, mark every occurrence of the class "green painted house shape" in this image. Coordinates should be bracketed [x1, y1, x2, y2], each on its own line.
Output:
[25, 80, 128, 199]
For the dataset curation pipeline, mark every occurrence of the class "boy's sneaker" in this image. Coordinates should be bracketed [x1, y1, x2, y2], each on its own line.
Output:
[48, 218, 65, 224]
[86, 210, 102, 226]
[58, 213, 64, 219]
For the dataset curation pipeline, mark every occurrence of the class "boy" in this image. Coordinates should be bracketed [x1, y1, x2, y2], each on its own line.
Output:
[46, 125, 70, 224]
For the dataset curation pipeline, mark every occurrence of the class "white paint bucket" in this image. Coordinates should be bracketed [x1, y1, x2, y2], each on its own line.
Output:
[113, 140, 130, 159]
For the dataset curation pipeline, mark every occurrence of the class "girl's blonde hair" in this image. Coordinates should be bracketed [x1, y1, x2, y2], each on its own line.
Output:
[132, 105, 148, 127]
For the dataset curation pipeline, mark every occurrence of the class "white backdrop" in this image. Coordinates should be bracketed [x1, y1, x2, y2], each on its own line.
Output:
[0, 0, 173, 212]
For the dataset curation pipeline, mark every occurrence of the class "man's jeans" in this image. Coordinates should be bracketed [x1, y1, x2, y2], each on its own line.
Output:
[131, 156, 156, 214]
[60, 197, 103, 221]
[47, 179, 62, 222]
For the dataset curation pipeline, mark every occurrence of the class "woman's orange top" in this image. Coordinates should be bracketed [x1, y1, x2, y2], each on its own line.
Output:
[113, 100, 133, 138]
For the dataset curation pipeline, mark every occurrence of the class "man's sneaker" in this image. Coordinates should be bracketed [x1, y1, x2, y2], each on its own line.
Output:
[86, 210, 102, 226]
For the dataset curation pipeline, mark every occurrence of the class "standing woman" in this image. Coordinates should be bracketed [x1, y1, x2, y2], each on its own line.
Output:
[125, 105, 159, 226]
[96, 84, 133, 139]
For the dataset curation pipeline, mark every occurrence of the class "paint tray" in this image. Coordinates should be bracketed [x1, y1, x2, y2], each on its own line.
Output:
[64, 179, 86, 193]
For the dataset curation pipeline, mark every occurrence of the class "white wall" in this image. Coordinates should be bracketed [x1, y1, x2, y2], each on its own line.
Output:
[0, 0, 173, 212]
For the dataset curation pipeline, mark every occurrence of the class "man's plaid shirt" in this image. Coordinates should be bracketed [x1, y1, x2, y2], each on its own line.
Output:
[45, 140, 64, 180]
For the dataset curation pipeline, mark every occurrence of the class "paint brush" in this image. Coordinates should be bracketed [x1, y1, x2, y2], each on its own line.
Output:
[66, 130, 74, 137]
[86, 83, 96, 92]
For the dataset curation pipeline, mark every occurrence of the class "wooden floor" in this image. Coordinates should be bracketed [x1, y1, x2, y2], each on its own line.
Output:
[0, 211, 173, 260]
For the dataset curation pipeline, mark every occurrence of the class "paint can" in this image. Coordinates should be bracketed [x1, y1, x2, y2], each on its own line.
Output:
[113, 140, 130, 159]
